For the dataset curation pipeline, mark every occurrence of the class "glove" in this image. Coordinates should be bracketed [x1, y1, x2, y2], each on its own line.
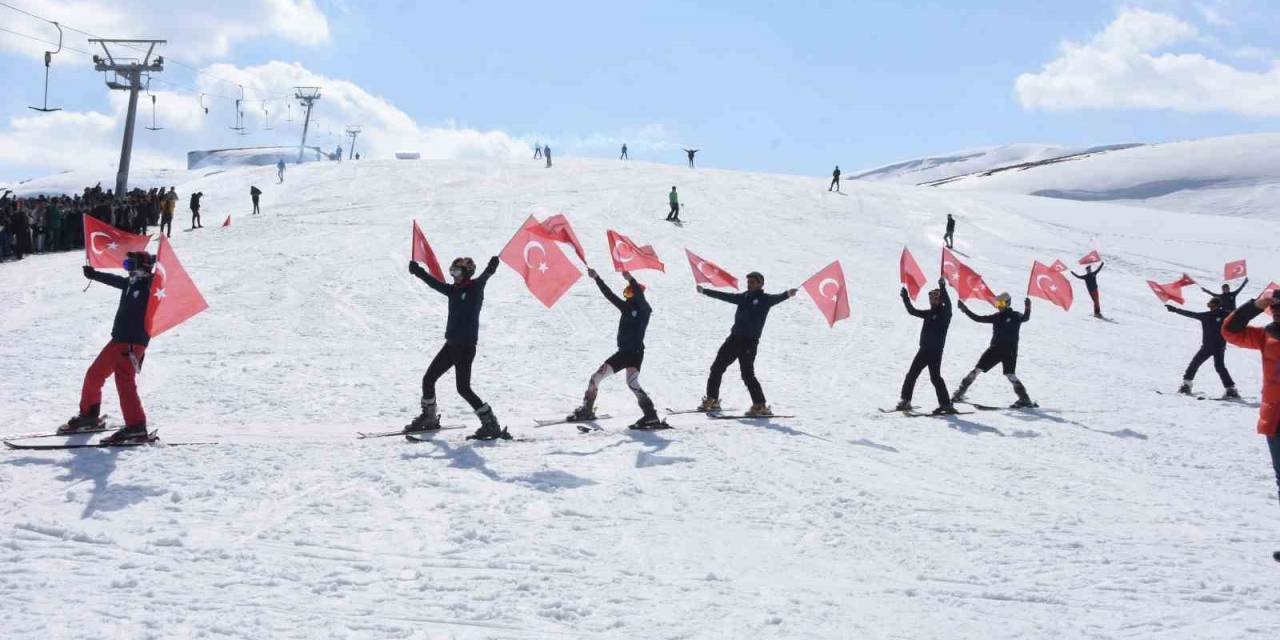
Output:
[82, 265, 94, 278]
[408, 261, 424, 277]
[900, 287, 909, 298]
[487, 256, 500, 270]
[1165, 304, 1175, 312]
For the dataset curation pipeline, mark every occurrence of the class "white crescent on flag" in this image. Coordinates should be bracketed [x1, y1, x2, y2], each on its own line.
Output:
[1035, 274, 1056, 293]
[612, 239, 635, 263]
[89, 231, 119, 255]
[818, 278, 841, 301]
[523, 241, 548, 272]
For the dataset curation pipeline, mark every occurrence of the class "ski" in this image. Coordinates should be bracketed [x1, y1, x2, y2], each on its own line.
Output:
[1153, 389, 1207, 400]
[665, 407, 739, 416]
[967, 402, 1039, 411]
[7, 426, 118, 440]
[707, 414, 796, 420]
[358, 425, 467, 439]
[3, 431, 215, 450]
[878, 408, 975, 418]
[533, 414, 614, 428]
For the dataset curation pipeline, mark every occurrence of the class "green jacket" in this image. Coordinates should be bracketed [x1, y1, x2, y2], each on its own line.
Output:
[669, 191, 678, 205]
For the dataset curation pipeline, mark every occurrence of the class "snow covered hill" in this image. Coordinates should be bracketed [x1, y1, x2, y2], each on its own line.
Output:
[2, 157, 1279, 638]
[847, 143, 1138, 185]
[933, 134, 1280, 219]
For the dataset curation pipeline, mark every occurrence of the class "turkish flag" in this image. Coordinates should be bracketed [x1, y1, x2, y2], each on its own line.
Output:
[1171, 273, 1197, 288]
[1224, 259, 1247, 281]
[1261, 282, 1280, 299]
[802, 260, 850, 327]
[83, 215, 150, 269]
[222, 216, 231, 228]
[1078, 250, 1101, 265]
[532, 214, 586, 263]
[685, 248, 738, 289]
[1147, 280, 1185, 304]
[500, 216, 581, 308]
[1050, 259, 1069, 273]
[1027, 261, 1073, 311]
[607, 230, 665, 273]
[145, 235, 209, 337]
[941, 248, 997, 305]
[411, 220, 445, 281]
[900, 246, 927, 300]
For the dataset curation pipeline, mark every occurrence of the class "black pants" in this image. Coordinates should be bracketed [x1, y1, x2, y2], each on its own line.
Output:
[667, 203, 679, 220]
[1268, 433, 1280, 508]
[621, 150, 628, 159]
[191, 207, 201, 228]
[423, 343, 484, 409]
[829, 177, 839, 192]
[252, 196, 260, 215]
[160, 216, 172, 237]
[976, 345, 1017, 374]
[902, 348, 949, 406]
[707, 335, 765, 404]
[1185, 345, 1234, 387]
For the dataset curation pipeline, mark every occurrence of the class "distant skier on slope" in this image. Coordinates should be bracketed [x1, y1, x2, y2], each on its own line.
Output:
[1167, 298, 1239, 398]
[60, 252, 158, 444]
[276, 159, 286, 183]
[666, 186, 680, 222]
[250, 186, 262, 215]
[534, 143, 542, 160]
[696, 272, 797, 417]
[829, 166, 841, 192]
[407, 255, 510, 440]
[683, 148, 699, 168]
[545, 145, 552, 168]
[1220, 291, 1280, 552]
[620, 144, 628, 160]
[1202, 279, 1249, 311]
[568, 269, 663, 429]
[189, 191, 203, 229]
[895, 277, 957, 414]
[1070, 262, 1105, 318]
[952, 293, 1037, 408]
[944, 214, 955, 249]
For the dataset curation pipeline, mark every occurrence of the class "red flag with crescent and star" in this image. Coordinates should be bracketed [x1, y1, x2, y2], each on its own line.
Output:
[1026, 261, 1073, 311]
[532, 214, 587, 263]
[1078, 250, 1101, 265]
[1050, 259, 1069, 273]
[941, 248, 997, 305]
[1146, 277, 1191, 304]
[1261, 282, 1280, 299]
[607, 230, 665, 273]
[83, 215, 150, 269]
[900, 246, 927, 300]
[802, 260, 850, 327]
[685, 248, 738, 289]
[1224, 259, 1247, 281]
[411, 220, 445, 281]
[145, 235, 208, 337]
[500, 216, 581, 308]
[1171, 273, 1197, 288]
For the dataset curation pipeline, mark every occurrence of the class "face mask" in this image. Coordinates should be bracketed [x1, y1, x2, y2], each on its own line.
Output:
[450, 267, 464, 279]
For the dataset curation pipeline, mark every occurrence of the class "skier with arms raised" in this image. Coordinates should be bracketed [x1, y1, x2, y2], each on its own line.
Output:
[895, 277, 957, 414]
[952, 293, 1037, 408]
[1167, 298, 1239, 398]
[696, 271, 797, 417]
[1071, 262, 1105, 318]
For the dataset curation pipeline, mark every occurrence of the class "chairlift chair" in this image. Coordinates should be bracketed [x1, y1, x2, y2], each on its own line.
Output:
[29, 22, 63, 112]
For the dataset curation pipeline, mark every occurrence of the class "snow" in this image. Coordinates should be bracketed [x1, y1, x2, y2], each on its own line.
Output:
[848, 143, 1123, 185]
[2, 156, 1279, 638]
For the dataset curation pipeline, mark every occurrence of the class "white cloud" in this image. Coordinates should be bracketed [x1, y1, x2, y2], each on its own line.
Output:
[1015, 8, 1280, 117]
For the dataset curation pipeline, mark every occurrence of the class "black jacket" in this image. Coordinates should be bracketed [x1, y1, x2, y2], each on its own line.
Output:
[86, 268, 153, 346]
[961, 302, 1029, 349]
[1169, 305, 1230, 348]
[702, 288, 790, 340]
[903, 287, 951, 351]
[1071, 263, 1104, 292]
[596, 277, 650, 352]
[1202, 279, 1248, 311]
[190, 193, 203, 208]
[413, 259, 498, 345]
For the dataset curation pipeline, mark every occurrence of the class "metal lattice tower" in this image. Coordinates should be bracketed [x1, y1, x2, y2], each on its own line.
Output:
[345, 126, 362, 159]
[294, 86, 321, 164]
[91, 39, 165, 196]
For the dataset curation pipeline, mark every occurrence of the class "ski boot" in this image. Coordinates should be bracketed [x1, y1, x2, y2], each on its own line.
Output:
[744, 403, 774, 418]
[58, 405, 104, 435]
[696, 396, 721, 413]
[893, 399, 913, 412]
[469, 404, 511, 441]
[567, 404, 597, 422]
[931, 404, 959, 416]
[405, 399, 441, 433]
[630, 399, 666, 430]
[1177, 380, 1194, 395]
[1010, 397, 1039, 409]
[1223, 387, 1242, 400]
[100, 424, 151, 445]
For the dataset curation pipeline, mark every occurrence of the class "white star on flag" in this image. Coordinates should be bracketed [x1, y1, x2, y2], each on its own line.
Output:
[107, 241, 119, 251]
[154, 288, 167, 300]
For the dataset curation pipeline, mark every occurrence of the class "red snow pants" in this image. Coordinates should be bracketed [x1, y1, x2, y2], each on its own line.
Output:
[80, 341, 147, 426]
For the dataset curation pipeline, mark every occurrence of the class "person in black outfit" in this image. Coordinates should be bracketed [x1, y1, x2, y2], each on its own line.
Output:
[250, 186, 262, 215]
[952, 293, 1036, 407]
[568, 269, 661, 427]
[407, 255, 508, 440]
[896, 278, 957, 414]
[544, 145, 552, 168]
[944, 214, 956, 249]
[533, 143, 542, 160]
[1071, 262, 1105, 318]
[620, 144, 628, 160]
[696, 272, 797, 416]
[829, 166, 841, 192]
[1168, 298, 1239, 397]
[683, 148, 699, 168]
[189, 192, 204, 229]
[1202, 279, 1249, 311]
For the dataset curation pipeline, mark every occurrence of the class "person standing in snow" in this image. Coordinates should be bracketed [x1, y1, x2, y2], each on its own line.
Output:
[683, 148, 699, 168]
[544, 145, 552, 168]
[1167, 299, 1239, 398]
[533, 143, 542, 160]
[160, 187, 176, 238]
[189, 192, 203, 229]
[406, 255, 509, 440]
[335, 145, 343, 162]
[696, 272, 797, 417]
[620, 144, 628, 160]
[61, 252, 158, 444]
[1071, 262, 1105, 318]
[952, 293, 1037, 408]
[829, 166, 841, 192]
[1202, 280, 1249, 312]
[944, 214, 956, 249]
[277, 159, 286, 183]
[568, 269, 663, 428]
[666, 186, 680, 222]
[250, 186, 262, 215]
[896, 278, 957, 414]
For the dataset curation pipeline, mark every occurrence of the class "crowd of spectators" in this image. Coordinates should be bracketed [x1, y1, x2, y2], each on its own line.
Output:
[1, 185, 178, 261]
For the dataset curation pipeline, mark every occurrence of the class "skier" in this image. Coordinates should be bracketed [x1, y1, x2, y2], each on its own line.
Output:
[895, 278, 957, 414]
[60, 252, 157, 444]
[335, 145, 343, 162]
[533, 142, 542, 160]
[189, 191, 203, 229]
[159, 188, 175, 238]
[276, 159, 286, 183]
[568, 269, 662, 428]
[829, 166, 841, 192]
[666, 186, 680, 222]
[1202, 279, 1249, 311]
[545, 145, 552, 168]
[620, 143, 628, 160]
[1167, 299, 1238, 398]
[250, 186, 262, 215]
[1221, 291, 1280, 547]
[952, 293, 1037, 408]
[696, 272, 798, 416]
[1071, 262, 1105, 318]
[683, 148, 699, 168]
[944, 214, 956, 249]
[406, 255, 509, 440]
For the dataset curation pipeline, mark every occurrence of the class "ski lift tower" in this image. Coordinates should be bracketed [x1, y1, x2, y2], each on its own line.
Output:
[91, 39, 165, 197]
[294, 86, 321, 164]
[345, 125, 362, 159]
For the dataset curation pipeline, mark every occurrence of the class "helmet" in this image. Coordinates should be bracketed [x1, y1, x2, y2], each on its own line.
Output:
[995, 292, 1011, 309]
[746, 271, 764, 283]
[450, 257, 476, 280]
[123, 251, 155, 273]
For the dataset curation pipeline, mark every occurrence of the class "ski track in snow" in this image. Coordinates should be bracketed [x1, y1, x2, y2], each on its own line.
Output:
[1, 158, 1278, 638]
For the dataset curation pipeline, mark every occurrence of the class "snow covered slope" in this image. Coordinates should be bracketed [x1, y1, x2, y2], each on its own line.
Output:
[935, 134, 1280, 219]
[2, 157, 1279, 639]
[848, 143, 1128, 185]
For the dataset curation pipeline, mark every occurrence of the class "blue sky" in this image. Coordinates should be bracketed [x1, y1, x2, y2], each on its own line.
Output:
[0, 0, 1278, 181]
